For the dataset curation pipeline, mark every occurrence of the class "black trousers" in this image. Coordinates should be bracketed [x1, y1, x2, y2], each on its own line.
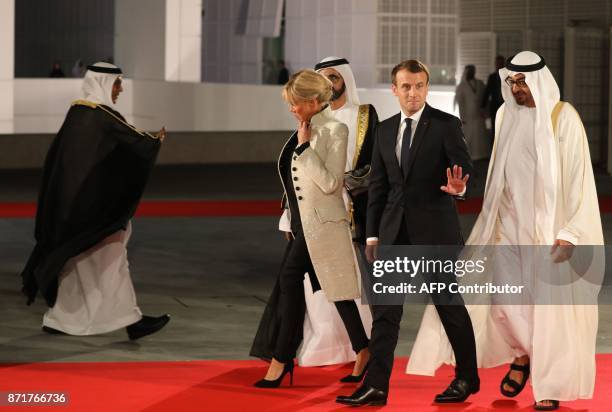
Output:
[273, 229, 369, 363]
[363, 222, 479, 392]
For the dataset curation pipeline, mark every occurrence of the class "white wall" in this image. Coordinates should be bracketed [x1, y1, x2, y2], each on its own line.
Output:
[165, 0, 202, 81]
[13, 79, 134, 133]
[11, 79, 457, 134]
[0, 0, 14, 133]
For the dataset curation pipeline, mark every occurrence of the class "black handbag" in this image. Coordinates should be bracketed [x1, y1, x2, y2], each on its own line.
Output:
[344, 164, 371, 198]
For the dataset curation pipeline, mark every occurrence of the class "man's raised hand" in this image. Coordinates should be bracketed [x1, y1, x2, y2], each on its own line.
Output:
[440, 165, 469, 195]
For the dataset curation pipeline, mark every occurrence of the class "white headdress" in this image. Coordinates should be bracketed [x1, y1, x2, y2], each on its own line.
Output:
[315, 56, 361, 106]
[82, 62, 123, 107]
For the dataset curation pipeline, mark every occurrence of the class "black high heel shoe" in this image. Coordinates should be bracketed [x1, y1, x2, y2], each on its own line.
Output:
[340, 362, 369, 383]
[254, 361, 294, 388]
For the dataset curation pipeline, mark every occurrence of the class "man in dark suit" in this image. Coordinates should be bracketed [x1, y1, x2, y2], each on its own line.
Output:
[481, 55, 505, 137]
[336, 60, 479, 406]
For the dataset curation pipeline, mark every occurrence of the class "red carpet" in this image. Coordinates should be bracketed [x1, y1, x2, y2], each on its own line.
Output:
[0, 200, 281, 218]
[1, 356, 610, 411]
[0, 199, 484, 218]
[1, 197, 612, 218]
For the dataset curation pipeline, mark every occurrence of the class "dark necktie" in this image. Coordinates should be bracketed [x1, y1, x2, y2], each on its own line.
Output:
[400, 117, 413, 176]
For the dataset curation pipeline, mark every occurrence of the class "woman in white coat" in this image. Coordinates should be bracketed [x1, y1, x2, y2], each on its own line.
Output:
[251, 70, 370, 388]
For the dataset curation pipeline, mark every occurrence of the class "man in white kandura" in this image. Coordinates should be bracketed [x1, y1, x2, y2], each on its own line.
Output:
[408, 51, 604, 411]
[21, 63, 170, 340]
[454, 64, 490, 160]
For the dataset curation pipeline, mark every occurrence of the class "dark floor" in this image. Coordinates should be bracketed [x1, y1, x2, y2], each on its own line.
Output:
[0, 160, 495, 202]
[1, 163, 611, 362]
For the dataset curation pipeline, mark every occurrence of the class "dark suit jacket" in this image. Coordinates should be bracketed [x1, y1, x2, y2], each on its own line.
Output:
[482, 72, 503, 115]
[366, 104, 473, 245]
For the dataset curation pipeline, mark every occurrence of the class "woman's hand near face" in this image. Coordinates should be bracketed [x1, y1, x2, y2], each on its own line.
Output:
[297, 120, 311, 145]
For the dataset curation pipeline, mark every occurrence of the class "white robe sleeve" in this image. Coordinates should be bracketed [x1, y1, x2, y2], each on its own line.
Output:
[555, 104, 600, 245]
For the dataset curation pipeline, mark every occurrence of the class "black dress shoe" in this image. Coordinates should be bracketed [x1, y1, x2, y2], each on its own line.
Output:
[534, 400, 559, 411]
[336, 385, 387, 406]
[434, 378, 480, 403]
[126, 314, 170, 340]
[42, 326, 66, 335]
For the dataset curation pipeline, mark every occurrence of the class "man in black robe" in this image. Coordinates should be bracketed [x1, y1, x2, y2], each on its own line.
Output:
[21, 62, 170, 340]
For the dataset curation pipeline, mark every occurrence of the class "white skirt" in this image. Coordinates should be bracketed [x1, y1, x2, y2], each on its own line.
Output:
[298, 278, 372, 366]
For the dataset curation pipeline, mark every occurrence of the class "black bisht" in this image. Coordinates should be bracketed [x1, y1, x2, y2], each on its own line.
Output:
[249, 244, 305, 361]
[21, 102, 161, 306]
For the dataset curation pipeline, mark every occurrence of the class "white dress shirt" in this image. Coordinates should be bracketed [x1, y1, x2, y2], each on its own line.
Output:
[395, 104, 425, 163]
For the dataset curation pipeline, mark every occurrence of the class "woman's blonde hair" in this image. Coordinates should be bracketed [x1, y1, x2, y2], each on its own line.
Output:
[282, 69, 333, 105]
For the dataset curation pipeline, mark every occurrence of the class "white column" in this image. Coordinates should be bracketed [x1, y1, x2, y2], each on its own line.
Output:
[0, 0, 14, 133]
[165, 0, 202, 81]
[608, 27, 612, 175]
[115, 0, 201, 82]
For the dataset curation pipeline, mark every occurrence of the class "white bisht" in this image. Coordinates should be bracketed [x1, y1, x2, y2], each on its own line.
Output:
[406, 51, 604, 402]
